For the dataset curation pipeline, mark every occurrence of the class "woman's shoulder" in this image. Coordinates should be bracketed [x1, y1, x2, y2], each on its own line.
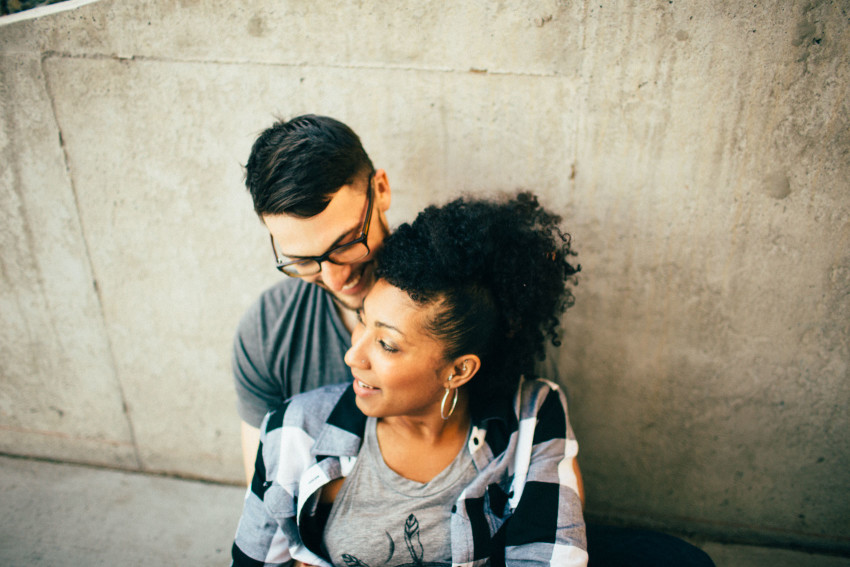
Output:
[515, 377, 569, 423]
[290, 382, 350, 409]
[262, 383, 351, 435]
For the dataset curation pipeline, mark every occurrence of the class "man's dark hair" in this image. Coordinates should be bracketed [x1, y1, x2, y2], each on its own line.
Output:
[245, 115, 374, 218]
[376, 192, 580, 414]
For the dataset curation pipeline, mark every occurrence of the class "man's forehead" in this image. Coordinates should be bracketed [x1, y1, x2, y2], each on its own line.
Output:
[263, 187, 364, 256]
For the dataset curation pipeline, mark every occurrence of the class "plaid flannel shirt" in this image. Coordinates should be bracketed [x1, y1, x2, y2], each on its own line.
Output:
[232, 378, 587, 567]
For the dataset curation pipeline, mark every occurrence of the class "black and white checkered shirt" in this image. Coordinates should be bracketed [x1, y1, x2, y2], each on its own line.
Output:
[232, 378, 587, 567]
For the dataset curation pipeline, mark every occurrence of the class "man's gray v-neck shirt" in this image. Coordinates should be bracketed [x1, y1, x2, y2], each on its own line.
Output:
[232, 278, 354, 427]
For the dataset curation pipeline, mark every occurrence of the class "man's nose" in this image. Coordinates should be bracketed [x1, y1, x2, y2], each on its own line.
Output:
[320, 262, 352, 291]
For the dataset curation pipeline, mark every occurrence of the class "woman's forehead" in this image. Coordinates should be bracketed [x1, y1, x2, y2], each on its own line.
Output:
[364, 281, 439, 336]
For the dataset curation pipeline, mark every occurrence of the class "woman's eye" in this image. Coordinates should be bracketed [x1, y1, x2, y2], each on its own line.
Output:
[355, 310, 364, 324]
[378, 340, 398, 353]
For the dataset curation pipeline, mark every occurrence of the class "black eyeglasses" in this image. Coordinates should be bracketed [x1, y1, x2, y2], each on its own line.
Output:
[270, 172, 374, 277]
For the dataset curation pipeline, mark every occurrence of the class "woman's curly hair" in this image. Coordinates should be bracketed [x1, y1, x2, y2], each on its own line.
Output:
[375, 191, 579, 411]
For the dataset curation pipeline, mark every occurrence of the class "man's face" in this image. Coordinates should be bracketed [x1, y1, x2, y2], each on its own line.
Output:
[262, 170, 391, 311]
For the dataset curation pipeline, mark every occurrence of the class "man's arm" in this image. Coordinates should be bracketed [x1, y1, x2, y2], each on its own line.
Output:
[241, 421, 261, 486]
[233, 288, 286, 485]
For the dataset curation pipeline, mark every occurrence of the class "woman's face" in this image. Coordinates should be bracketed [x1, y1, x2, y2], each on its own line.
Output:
[344, 279, 453, 419]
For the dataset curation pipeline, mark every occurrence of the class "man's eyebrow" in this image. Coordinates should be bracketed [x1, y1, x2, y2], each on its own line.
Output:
[278, 222, 361, 259]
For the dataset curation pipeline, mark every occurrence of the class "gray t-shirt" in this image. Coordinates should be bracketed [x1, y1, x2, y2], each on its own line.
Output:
[322, 417, 477, 567]
[232, 278, 353, 427]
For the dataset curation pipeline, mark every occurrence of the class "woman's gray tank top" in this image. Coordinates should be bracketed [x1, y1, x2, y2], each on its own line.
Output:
[322, 417, 476, 567]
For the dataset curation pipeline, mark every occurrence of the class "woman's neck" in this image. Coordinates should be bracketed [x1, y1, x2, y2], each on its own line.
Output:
[382, 409, 469, 442]
[375, 400, 471, 483]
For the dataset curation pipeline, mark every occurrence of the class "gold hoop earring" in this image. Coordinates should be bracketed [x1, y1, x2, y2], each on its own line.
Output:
[441, 373, 458, 420]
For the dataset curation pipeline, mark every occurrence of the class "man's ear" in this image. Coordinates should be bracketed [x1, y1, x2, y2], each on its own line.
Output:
[444, 355, 481, 389]
[373, 168, 391, 213]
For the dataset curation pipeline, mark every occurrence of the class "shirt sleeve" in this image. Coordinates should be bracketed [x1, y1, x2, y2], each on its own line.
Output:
[232, 410, 294, 567]
[232, 293, 287, 427]
[504, 380, 588, 566]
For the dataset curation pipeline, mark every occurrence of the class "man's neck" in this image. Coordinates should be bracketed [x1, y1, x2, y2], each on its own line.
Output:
[316, 282, 362, 334]
[336, 303, 359, 334]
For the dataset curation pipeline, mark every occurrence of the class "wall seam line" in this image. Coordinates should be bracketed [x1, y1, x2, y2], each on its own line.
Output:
[38, 50, 563, 78]
[39, 50, 145, 472]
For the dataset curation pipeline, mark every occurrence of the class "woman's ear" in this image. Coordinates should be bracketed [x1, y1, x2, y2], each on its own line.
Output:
[445, 355, 481, 389]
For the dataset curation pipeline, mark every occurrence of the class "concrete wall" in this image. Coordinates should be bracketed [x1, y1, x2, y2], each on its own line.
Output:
[1, 0, 847, 552]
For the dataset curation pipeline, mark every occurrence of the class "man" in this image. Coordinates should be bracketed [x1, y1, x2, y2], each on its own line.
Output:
[233, 114, 391, 483]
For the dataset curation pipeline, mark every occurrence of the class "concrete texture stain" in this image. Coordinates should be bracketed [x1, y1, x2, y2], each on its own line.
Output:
[763, 172, 791, 199]
[247, 16, 266, 38]
[534, 14, 554, 27]
[792, 19, 821, 47]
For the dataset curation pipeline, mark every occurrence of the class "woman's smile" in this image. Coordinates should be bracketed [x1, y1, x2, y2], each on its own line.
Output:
[353, 377, 380, 395]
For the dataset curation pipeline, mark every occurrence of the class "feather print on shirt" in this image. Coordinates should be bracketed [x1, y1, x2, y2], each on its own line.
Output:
[336, 514, 449, 567]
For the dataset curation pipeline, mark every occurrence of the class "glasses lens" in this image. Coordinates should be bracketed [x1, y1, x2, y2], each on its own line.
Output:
[328, 241, 369, 264]
[281, 259, 321, 277]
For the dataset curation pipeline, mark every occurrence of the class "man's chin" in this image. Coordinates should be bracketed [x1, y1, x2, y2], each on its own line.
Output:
[330, 290, 365, 311]
[316, 279, 369, 312]
[313, 261, 376, 311]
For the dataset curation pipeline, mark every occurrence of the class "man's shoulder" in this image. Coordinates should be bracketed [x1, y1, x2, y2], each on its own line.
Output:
[237, 278, 331, 334]
[249, 277, 319, 315]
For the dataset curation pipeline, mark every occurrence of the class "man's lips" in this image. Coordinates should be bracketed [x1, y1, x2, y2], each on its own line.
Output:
[314, 263, 370, 301]
[331, 262, 371, 296]
[340, 269, 363, 292]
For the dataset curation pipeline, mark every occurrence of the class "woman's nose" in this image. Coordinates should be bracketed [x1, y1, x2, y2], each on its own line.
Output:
[344, 326, 367, 369]
[344, 345, 367, 369]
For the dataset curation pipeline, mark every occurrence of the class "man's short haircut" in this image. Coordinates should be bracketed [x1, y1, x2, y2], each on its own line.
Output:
[245, 114, 375, 218]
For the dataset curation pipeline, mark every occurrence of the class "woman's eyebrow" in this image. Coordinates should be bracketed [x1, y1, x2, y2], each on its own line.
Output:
[362, 298, 405, 337]
[375, 320, 405, 336]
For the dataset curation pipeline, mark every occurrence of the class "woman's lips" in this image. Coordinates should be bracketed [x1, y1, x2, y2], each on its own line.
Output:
[353, 377, 380, 396]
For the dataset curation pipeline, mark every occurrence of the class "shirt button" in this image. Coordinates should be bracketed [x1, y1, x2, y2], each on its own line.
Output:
[451, 505, 457, 513]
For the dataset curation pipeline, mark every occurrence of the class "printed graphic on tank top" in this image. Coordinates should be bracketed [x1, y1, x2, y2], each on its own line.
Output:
[322, 417, 477, 566]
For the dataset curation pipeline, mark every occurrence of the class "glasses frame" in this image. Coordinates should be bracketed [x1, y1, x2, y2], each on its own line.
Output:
[270, 171, 375, 277]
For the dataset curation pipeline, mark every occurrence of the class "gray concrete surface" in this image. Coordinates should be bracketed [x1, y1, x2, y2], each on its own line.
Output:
[1, 455, 848, 567]
[0, 455, 244, 566]
[700, 542, 850, 567]
[1, 0, 848, 553]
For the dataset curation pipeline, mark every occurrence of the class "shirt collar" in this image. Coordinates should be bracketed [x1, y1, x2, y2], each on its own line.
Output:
[470, 391, 518, 459]
[310, 382, 520, 459]
[311, 385, 367, 459]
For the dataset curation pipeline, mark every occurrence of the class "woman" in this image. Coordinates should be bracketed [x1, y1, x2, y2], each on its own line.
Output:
[232, 192, 587, 567]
